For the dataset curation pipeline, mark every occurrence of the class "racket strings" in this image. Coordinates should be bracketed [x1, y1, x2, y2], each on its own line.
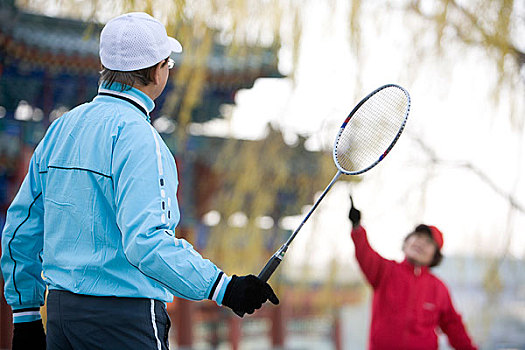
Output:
[335, 86, 409, 173]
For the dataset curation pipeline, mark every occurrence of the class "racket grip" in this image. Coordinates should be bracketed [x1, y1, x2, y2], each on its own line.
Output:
[232, 256, 282, 318]
[258, 255, 282, 282]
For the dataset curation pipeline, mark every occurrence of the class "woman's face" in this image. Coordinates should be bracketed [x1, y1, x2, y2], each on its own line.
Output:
[403, 232, 437, 267]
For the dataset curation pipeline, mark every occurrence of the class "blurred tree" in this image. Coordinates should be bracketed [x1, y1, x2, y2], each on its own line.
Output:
[204, 126, 336, 274]
[407, 0, 523, 75]
[404, 0, 523, 126]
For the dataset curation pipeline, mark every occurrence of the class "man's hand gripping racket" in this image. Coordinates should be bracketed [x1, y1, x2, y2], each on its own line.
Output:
[235, 84, 411, 317]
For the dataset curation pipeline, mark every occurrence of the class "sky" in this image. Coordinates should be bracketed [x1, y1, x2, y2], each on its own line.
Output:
[192, 0, 525, 276]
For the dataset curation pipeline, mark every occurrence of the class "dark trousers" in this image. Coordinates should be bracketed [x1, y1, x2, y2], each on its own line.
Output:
[46, 290, 171, 350]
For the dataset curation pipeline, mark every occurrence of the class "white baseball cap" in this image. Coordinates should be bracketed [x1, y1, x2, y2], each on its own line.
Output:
[100, 12, 183, 72]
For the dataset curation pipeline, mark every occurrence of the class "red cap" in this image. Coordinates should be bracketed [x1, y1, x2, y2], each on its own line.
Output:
[428, 226, 444, 249]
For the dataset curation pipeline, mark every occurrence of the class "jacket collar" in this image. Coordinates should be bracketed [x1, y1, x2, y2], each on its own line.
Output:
[401, 258, 430, 276]
[97, 83, 155, 122]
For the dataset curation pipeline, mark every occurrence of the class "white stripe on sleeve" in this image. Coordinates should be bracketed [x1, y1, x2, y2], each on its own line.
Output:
[212, 274, 227, 302]
[149, 126, 164, 176]
[13, 311, 41, 318]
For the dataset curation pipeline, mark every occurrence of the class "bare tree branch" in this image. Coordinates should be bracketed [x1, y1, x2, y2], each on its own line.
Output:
[411, 136, 525, 214]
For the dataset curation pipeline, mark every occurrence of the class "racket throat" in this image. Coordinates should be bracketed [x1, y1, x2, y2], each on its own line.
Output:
[275, 244, 288, 259]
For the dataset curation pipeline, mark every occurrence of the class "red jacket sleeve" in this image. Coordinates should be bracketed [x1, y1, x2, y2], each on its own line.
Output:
[351, 225, 390, 289]
[439, 287, 478, 350]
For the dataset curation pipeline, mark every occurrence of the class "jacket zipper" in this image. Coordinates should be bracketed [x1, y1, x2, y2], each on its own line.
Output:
[402, 265, 421, 349]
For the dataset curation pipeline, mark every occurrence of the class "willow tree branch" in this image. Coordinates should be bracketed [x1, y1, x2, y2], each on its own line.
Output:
[409, 0, 525, 68]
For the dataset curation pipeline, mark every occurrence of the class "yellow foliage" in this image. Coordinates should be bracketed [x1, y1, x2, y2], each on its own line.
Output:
[203, 127, 350, 276]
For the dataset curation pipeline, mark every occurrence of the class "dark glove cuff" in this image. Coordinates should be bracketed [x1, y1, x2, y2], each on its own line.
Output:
[12, 319, 46, 350]
[14, 319, 43, 330]
[221, 275, 238, 309]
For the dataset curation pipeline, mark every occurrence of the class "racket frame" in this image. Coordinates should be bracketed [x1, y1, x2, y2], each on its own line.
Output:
[333, 83, 411, 175]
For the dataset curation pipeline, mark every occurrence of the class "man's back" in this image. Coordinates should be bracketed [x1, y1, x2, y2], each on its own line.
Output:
[30, 89, 178, 301]
[36, 92, 150, 298]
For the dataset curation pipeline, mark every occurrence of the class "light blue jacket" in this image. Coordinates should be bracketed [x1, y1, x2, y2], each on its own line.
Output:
[1, 83, 230, 323]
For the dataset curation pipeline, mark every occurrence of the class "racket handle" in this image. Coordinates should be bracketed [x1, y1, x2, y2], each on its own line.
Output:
[258, 254, 283, 282]
[232, 255, 282, 318]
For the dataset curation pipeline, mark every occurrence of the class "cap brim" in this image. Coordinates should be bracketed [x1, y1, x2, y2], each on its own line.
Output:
[168, 37, 183, 53]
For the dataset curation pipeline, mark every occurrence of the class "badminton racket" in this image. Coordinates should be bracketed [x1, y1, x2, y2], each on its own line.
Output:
[261, 84, 410, 278]
[236, 84, 410, 316]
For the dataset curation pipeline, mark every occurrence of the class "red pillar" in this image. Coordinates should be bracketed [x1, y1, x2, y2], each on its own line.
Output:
[174, 298, 193, 349]
[0, 143, 30, 349]
[171, 228, 194, 349]
[0, 278, 12, 350]
[271, 304, 286, 348]
[229, 316, 241, 350]
[333, 313, 342, 350]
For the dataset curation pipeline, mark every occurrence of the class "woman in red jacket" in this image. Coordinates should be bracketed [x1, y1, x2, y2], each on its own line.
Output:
[349, 197, 477, 350]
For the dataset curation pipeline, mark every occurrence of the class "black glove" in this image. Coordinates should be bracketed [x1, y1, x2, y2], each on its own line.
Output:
[222, 274, 279, 316]
[12, 320, 46, 350]
[348, 195, 361, 228]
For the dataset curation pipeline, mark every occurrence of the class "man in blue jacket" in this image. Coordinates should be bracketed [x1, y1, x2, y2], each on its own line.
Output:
[1, 12, 278, 349]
